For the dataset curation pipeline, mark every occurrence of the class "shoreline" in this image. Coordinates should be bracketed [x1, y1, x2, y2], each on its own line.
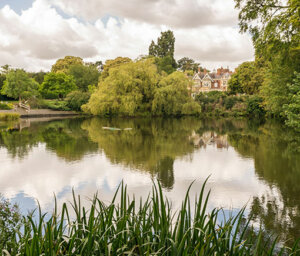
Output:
[0, 109, 80, 118]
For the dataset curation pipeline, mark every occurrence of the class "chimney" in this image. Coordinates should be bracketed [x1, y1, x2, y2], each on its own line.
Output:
[217, 68, 221, 75]
[198, 67, 201, 73]
[204, 68, 207, 75]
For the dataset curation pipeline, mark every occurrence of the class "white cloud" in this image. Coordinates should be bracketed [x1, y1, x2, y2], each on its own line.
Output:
[0, 0, 254, 72]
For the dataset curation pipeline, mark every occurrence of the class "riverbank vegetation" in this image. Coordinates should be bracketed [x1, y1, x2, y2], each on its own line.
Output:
[1, 180, 299, 255]
[0, 113, 20, 121]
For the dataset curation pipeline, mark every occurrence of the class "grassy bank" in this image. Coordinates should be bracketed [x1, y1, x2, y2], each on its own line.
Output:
[0, 113, 20, 121]
[1, 179, 299, 255]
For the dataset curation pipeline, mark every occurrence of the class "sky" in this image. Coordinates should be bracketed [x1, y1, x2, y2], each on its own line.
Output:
[0, 0, 254, 72]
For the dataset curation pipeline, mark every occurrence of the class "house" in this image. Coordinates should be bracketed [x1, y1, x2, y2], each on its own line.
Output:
[189, 67, 233, 97]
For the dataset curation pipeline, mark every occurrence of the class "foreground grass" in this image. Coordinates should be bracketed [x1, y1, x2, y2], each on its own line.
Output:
[0, 113, 20, 121]
[1, 179, 300, 255]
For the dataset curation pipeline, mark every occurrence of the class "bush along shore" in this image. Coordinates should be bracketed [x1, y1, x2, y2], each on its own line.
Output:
[1, 179, 299, 255]
[0, 113, 20, 121]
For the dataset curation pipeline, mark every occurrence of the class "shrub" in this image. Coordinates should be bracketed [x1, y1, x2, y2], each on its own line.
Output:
[0, 113, 20, 121]
[41, 100, 70, 111]
[246, 95, 265, 118]
[66, 91, 90, 111]
[0, 102, 13, 110]
[224, 96, 238, 110]
[182, 101, 201, 115]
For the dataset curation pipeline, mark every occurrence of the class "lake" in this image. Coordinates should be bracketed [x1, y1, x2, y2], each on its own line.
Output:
[0, 116, 299, 244]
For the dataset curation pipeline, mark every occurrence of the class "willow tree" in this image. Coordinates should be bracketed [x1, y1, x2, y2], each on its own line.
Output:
[152, 72, 201, 116]
[82, 59, 160, 116]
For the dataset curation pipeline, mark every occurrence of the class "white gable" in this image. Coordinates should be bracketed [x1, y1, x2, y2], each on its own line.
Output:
[202, 74, 213, 81]
[192, 73, 201, 80]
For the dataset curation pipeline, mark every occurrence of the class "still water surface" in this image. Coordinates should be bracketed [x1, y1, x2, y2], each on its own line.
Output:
[0, 117, 299, 243]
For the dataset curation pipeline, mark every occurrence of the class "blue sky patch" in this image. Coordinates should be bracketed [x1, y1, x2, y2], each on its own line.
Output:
[0, 0, 34, 14]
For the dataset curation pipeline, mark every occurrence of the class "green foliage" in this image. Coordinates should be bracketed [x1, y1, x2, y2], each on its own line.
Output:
[154, 56, 176, 74]
[0, 113, 20, 121]
[28, 71, 47, 84]
[41, 100, 70, 111]
[234, 0, 299, 59]
[195, 92, 264, 118]
[283, 72, 300, 131]
[152, 72, 199, 116]
[177, 57, 200, 72]
[148, 30, 176, 70]
[224, 95, 238, 110]
[0, 73, 5, 92]
[101, 57, 132, 79]
[68, 64, 100, 92]
[1, 69, 39, 101]
[182, 101, 202, 115]
[66, 91, 90, 111]
[0, 195, 21, 253]
[1, 181, 299, 255]
[40, 72, 77, 99]
[228, 72, 244, 94]
[51, 56, 83, 73]
[83, 59, 160, 116]
[246, 95, 265, 118]
[235, 0, 300, 119]
[228, 61, 264, 95]
[0, 102, 13, 110]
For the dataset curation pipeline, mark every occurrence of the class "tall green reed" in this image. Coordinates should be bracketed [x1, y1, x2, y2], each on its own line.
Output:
[1, 178, 300, 255]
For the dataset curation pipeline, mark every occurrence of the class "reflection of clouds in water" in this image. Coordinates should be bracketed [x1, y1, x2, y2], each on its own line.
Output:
[0, 141, 278, 216]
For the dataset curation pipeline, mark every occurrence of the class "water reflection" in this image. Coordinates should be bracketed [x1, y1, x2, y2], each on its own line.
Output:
[0, 117, 299, 244]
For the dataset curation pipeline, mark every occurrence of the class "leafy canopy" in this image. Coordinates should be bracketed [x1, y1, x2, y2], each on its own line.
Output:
[152, 72, 201, 116]
[1, 69, 39, 101]
[177, 57, 200, 72]
[83, 60, 200, 116]
[51, 56, 84, 73]
[228, 61, 264, 95]
[148, 30, 176, 72]
[40, 72, 77, 99]
[68, 64, 100, 92]
[283, 72, 300, 131]
[83, 59, 160, 116]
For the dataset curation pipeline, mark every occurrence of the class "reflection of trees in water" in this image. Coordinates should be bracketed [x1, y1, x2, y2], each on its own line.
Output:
[81, 117, 203, 189]
[0, 118, 98, 161]
[227, 121, 300, 245]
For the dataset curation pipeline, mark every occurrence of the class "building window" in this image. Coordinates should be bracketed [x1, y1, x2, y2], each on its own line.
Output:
[214, 82, 218, 88]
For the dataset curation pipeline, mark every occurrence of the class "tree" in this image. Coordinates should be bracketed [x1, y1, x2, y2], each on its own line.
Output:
[101, 57, 132, 79]
[149, 40, 157, 56]
[82, 59, 160, 116]
[152, 72, 200, 116]
[154, 56, 176, 75]
[228, 61, 264, 95]
[68, 64, 100, 92]
[177, 57, 200, 72]
[235, 0, 300, 116]
[28, 71, 47, 84]
[51, 56, 83, 73]
[283, 72, 300, 131]
[40, 72, 77, 99]
[148, 30, 176, 69]
[1, 69, 39, 102]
